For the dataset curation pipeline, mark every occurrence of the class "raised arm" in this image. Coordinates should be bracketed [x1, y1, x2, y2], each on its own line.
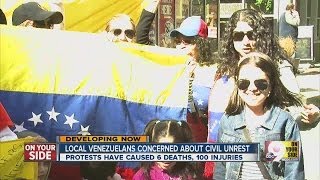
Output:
[136, 0, 160, 45]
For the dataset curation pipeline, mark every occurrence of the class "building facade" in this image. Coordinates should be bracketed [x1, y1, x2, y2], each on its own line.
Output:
[298, 0, 319, 62]
[151, 0, 319, 62]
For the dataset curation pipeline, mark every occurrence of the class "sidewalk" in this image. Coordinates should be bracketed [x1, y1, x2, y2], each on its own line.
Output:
[296, 63, 320, 107]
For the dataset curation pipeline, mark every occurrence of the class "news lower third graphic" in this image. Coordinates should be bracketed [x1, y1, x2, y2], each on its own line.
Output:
[58, 135, 149, 143]
[265, 141, 299, 162]
[24, 136, 260, 162]
[24, 143, 57, 161]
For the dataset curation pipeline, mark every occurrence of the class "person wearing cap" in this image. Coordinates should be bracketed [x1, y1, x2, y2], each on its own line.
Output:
[170, 16, 210, 60]
[137, 9, 216, 144]
[12, 1, 63, 29]
[168, 17, 217, 179]
[136, 1, 213, 63]
[136, 1, 217, 142]
[169, 16, 217, 144]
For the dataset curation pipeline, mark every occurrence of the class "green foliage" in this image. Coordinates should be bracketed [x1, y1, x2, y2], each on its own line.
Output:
[254, 0, 273, 13]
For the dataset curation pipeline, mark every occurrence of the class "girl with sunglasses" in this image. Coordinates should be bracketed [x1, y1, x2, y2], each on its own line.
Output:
[214, 52, 304, 180]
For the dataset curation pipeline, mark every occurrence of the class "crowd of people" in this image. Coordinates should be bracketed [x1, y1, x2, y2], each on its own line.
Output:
[1, 0, 320, 180]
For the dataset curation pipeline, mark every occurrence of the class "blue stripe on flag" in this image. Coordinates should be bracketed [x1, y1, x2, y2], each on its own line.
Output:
[0, 91, 187, 142]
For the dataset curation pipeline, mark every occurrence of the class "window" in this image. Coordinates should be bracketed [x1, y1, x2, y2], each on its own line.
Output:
[175, 0, 190, 28]
[317, 19, 320, 38]
[307, 0, 311, 18]
[191, 0, 205, 18]
[306, 0, 311, 25]
[206, 0, 218, 39]
[158, 0, 176, 47]
[220, 0, 242, 18]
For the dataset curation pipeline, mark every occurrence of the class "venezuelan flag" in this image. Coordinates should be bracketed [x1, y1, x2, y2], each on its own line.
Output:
[0, 25, 189, 142]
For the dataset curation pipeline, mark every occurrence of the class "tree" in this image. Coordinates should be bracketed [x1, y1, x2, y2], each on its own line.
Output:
[254, 0, 273, 14]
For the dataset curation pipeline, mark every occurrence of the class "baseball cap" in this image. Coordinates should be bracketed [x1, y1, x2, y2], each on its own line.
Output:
[170, 16, 208, 38]
[0, 9, 7, 25]
[12, 2, 63, 26]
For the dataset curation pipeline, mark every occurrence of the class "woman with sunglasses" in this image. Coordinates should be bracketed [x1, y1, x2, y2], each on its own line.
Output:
[214, 52, 304, 180]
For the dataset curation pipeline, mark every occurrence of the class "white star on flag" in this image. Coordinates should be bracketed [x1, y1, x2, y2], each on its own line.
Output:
[14, 122, 27, 133]
[64, 114, 79, 129]
[28, 112, 43, 127]
[197, 99, 204, 106]
[78, 125, 91, 135]
[81, 125, 90, 132]
[47, 107, 60, 121]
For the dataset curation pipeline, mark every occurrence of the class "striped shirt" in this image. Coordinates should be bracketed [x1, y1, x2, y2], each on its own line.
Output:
[239, 108, 271, 180]
[239, 128, 264, 180]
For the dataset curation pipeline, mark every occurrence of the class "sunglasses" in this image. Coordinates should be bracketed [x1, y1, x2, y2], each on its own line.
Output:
[233, 31, 254, 41]
[33, 20, 53, 29]
[112, 29, 135, 39]
[237, 79, 269, 91]
[174, 37, 195, 45]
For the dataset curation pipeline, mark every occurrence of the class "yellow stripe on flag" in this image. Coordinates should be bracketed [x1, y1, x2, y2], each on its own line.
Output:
[0, 25, 189, 107]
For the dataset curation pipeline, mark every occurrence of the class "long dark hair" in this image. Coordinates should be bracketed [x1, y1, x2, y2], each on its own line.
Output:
[193, 37, 217, 66]
[225, 52, 302, 115]
[140, 119, 202, 179]
[217, 9, 293, 77]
